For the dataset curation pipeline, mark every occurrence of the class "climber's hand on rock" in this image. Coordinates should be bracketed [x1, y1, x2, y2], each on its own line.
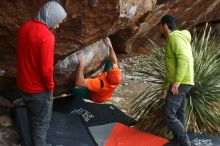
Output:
[77, 52, 85, 67]
[104, 37, 113, 49]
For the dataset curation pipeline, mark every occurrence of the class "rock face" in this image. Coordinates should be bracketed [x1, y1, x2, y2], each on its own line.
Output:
[0, 0, 220, 100]
[112, 0, 220, 53]
[54, 38, 109, 96]
[0, 0, 155, 100]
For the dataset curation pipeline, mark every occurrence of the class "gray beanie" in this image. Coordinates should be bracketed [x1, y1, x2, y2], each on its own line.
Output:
[36, 1, 67, 29]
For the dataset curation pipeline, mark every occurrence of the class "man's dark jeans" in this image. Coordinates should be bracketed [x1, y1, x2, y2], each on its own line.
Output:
[21, 91, 53, 146]
[164, 84, 192, 146]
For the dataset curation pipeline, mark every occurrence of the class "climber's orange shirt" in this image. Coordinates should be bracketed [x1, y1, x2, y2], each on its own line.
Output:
[87, 68, 121, 103]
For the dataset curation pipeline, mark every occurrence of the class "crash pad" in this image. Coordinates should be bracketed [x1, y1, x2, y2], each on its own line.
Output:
[12, 107, 97, 146]
[89, 122, 169, 146]
[53, 96, 136, 126]
[188, 132, 220, 146]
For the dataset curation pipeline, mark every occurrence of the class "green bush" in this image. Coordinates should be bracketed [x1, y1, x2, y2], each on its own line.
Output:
[130, 26, 220, 138]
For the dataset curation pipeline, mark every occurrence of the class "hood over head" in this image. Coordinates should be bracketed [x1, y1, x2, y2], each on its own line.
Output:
[171, 30, 192, 43]
[36, 1, 67, 29]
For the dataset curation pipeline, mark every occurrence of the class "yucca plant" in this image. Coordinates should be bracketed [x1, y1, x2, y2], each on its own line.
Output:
[130, 25, 220, 138]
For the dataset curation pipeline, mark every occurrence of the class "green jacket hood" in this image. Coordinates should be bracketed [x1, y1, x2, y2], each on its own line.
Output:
[171, 30, 191, 43]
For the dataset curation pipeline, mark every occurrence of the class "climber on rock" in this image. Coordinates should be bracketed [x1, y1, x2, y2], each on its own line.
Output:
[74, 37, 122, 103]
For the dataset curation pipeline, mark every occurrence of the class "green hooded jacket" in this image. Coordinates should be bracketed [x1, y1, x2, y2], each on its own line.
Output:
[162, 30, 194, 90]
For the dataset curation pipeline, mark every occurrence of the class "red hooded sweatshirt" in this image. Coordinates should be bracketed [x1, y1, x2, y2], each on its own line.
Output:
[16, 19, 55, 93]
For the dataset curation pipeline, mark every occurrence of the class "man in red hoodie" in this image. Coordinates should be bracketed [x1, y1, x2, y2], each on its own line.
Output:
[16, 1, 66, 146]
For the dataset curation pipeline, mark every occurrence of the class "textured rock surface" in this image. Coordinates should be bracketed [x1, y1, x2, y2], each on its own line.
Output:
[112, 0, 220, 53]
[0, 126, 19, 146]
[54, 38, 109, 96]
[0, 0, 155, 100]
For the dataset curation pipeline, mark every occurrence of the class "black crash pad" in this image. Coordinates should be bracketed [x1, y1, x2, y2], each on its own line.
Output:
[188, 132, 220, 146]
[12, 107, 97, 146]
[53, 96, 136, 127]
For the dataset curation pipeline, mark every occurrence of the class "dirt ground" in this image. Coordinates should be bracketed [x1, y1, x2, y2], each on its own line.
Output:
[107, 51, 152, 115]
[107, 78, 148, 114]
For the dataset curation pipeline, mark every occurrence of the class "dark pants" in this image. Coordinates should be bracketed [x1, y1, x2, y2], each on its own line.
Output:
[21, 91, 53, 146]
[72, 87, 90, 99]
[164, 84, 192, 146]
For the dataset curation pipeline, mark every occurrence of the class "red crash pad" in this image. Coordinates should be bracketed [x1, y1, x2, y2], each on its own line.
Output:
[105, 123, 169, 146]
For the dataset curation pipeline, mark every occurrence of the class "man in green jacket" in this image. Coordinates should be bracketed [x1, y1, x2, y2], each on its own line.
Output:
[160, 15, 194, 146]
